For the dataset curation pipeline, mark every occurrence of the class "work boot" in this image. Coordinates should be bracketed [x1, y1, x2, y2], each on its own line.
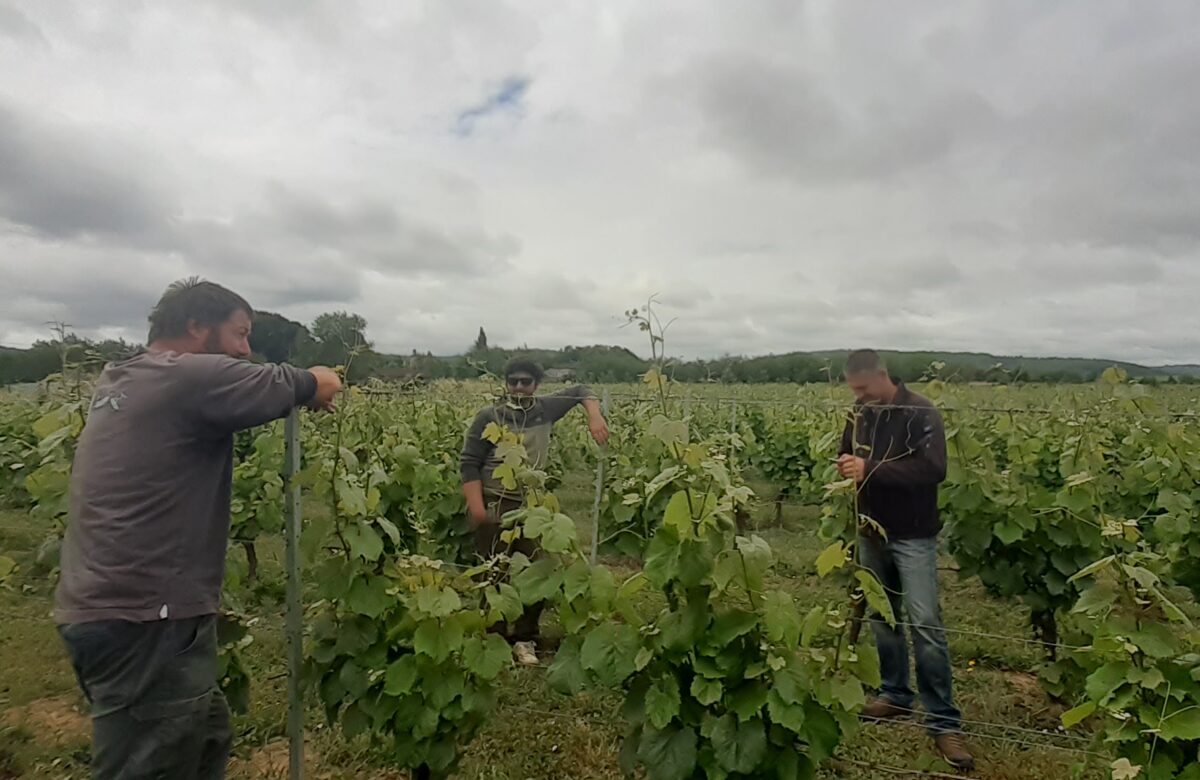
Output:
[933, 732, 975, 771]
[512, 641, 539, 667]
[860, 697, 911, 721]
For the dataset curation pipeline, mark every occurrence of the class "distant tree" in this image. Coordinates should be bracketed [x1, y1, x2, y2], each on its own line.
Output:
[304, 311, 374, 381]
[250, 311, 310, 363]
[311, 311, 370, 350]
[471, 327, 489, 355]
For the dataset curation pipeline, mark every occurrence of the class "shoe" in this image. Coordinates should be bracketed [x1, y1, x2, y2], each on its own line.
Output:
[513, 641, 539, 666]
[860, 697, 911, 721]
[933, 732, 975, 771]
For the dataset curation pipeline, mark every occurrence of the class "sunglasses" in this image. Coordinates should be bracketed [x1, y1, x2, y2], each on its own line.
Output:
[506, 376, 536, 388]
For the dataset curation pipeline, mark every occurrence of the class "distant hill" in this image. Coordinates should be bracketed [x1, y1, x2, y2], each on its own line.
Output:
[3, 337, 1198, 386]
[1159, 364, 1200, 378]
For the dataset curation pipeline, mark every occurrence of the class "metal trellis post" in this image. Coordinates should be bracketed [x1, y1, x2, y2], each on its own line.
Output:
[283, 408, 304, 780]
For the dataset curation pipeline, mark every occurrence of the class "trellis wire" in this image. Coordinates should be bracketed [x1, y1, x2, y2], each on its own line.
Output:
[354, 386, 1200, 420]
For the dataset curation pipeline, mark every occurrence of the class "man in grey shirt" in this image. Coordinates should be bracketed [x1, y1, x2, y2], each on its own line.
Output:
[54, 278, 341, 779]
[460, 358, 609, 666]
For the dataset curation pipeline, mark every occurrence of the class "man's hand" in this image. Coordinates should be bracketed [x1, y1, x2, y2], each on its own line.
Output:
[468, 506, 489, 529]
[462, 480, 490, 529]
[308, 366, 342, 412]
[837, 454, 867, 482]
[589, 416, 610, 446]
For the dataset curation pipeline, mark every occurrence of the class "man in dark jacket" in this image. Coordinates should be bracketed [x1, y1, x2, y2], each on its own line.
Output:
[54, 278, 342, 780]
[460, 358, 609, 665]
[836, 349, 973, 771]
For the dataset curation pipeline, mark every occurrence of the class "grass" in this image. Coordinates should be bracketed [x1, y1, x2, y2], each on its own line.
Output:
[0, 469, 1108, 779]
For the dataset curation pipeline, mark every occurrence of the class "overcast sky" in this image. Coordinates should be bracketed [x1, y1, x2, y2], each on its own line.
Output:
[2, 1, 1198, 364]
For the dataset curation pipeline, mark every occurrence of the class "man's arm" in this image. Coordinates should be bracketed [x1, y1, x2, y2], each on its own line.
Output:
[192, 356, 340, 434]
[865, 406, 947, 486]
[460, 410, 494, 527]
[545, 385, 609, 445]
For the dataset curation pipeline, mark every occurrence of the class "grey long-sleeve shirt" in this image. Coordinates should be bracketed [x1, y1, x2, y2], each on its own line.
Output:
[460, 386, 594, 503]
[54, 351, 316, 625]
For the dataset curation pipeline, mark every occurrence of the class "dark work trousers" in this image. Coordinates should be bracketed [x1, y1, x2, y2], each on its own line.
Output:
[474, 497, 545, 642]
[57, 614, 232, 780]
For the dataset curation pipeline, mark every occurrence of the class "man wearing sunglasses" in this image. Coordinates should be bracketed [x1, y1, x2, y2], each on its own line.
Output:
[460, 358, 610, 665]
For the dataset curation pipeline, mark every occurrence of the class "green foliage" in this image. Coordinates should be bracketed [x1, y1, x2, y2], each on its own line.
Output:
[308, 556, 509, 779]
[1051, 550, 1200, 780]
[544, 304, 869, 779]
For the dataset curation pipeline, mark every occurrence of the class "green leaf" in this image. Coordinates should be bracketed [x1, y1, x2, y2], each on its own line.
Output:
[336, 478, 368, 517]
[1060, 701, 1096, 729]
[1069, 555, 1116, 583]
[524, 509, 578, 554]
[563, 561, 593, 602]
[708, 609, 758, 647]
[855, 570, 895, 627]
[802, 701, 841, 763]
[773, 663, 810, 705]
[1085, 663, 1128, 703]
[663, 490, 697, 535]
[762, 591, 801, 647]
[637, 725, 697, 780]
[341, 702, 370, 738]
[647, 415, 689, 448]
[677, 539, 715, 587]
[815, 541, 848, 577]
[485, 583, 524, 624]
[1127, 623, 1180, 658]
[384, 655, 418, 696]
[766, 689, 807, 732]
[512, 558, 563, 605]
[580, 622, 640, 687]
[726, 682, 768, 722]
[827, 676, 865, 712]
[546, 636, 588, 694]
[414, 586, 462, 618]
[492, 462, 517, 489]
[1159, 706, 1200, 741]
[690, 676, 723, 706]
[644, 527, 682, 589]
[463, 634, 511, 680]
[1072, 581, 1118, 616]
[800, 606, 825, 648]
[375, 516, 400, 547]
[993, 521, 1025, 544]
[646, 676, 682, 729]
[710, 714, 767, 774]
[735, 535, 772, 591]
[345, 576, 391, 618]
[338, 660, 370, 699]
[414, 618, 464, 662]
[344, 520, 383, 562]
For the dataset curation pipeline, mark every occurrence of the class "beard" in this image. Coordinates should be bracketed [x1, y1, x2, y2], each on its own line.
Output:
[203, 330, 225, 356]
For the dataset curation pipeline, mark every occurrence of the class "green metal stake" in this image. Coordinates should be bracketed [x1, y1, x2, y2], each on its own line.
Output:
[283, 408, 304, 780]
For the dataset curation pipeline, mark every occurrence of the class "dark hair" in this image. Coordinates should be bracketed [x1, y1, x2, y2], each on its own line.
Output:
[503, 357, 544, 382]
[147, 278, 253, 343]
[845, 349, 886, 376]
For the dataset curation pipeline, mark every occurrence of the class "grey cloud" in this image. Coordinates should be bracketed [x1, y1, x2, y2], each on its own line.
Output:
[0, 101, 172, 239]
[260, 184, 519, 276]
[693, 53, 997, 183]
[0, 2, 45, 42]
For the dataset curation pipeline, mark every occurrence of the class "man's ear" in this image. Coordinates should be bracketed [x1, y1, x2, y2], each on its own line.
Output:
[185, 319, 211, 342]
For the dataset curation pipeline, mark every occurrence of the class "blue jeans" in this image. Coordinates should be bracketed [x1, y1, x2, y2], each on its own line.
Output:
[857, 534, 962, 735]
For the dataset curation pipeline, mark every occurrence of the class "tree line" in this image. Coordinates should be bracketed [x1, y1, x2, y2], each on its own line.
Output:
[2, 315, 1194, 386]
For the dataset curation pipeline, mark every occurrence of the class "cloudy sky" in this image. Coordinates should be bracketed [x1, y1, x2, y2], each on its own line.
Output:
[2, 1, 1198, 364]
